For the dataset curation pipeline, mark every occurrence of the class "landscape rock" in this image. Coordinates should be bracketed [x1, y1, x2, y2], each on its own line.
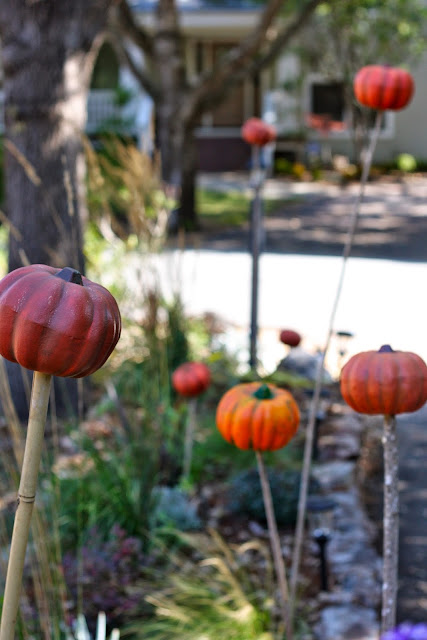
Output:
[311, 460, 356, 492]
[277, 348, 333, 383]
[314, 604, 379, 640]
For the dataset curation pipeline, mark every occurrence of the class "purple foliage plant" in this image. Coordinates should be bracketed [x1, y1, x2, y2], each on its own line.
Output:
[381, 623, 427, 640]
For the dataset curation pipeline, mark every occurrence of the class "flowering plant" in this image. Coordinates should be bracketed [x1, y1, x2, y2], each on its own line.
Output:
[381, 623, 427, 639]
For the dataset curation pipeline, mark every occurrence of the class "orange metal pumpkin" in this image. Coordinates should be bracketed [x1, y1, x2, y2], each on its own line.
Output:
[340, 344, 427, 416]
[0, 264, 121, 378]
[216, 382, 300, 451]
[279, 329, 301, 348]
[172, 361, 211, 398]
[353, 65, 414, 111]
[241, 117, 276, 147]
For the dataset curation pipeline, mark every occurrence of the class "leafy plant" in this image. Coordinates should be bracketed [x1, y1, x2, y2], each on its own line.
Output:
[62, 526, 143, 634]
[54, 413, 172, 546]
[68, 613, 120, 640]
[228, 468, 320, 526]
[149, 486, 201, 532]
[85, 136, 173, 252]
[126, 530, 276, 640]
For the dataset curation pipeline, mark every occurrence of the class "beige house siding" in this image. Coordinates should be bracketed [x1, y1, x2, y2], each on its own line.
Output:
[390, 54, 427, 163]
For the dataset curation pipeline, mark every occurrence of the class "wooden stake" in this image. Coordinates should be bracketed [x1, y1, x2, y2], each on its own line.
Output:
[182, 397, 197, 482]
[381, 414, 399, 633]
[289, 110, 385, 622]
[0, 371, 52, 640]
[256, 451, 292, 639]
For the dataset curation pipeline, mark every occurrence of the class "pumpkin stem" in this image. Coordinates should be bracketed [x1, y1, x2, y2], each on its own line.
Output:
[253, 383, 274, 400]
[56, 267, 83, 286]
[379, 344, 394, 353]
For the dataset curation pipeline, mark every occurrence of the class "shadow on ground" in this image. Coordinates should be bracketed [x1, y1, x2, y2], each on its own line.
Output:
[195, 177, 427, 262]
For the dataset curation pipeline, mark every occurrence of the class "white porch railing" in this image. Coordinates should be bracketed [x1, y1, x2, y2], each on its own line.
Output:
[0, 89, 153, 149]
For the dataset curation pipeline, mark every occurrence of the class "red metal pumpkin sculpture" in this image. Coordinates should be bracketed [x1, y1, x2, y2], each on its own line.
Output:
[241, 117, 276, 147]
[353, 65, 414, 111]
[340, 344, 427, 416]
[340, 345, 427, 632]
[0, 263, 121, 640]
[216, 381, 300, 451]
[172, 361, 211, 398]
[0, 264, 121, 378]
[279, 329, 302, 348]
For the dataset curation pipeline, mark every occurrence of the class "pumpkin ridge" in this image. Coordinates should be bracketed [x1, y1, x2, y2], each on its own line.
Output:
[359, 67, 369, 106]
[68, 302, 109, 377]
[378, 66, 388, 110]
[390, 71, 402, 110]
[345, 358, 368, 411]
[12, 278, 61, 371]
[218, 394, 243, 446]
[50, 285, 95, 376]
[388, 70, 402, 110]
[77, 298, 121, 377]
[247, 397, 261, 450]
[387, 353, 400, 415]
[406, 353, 427, 412]
[256, 400, 274, 450]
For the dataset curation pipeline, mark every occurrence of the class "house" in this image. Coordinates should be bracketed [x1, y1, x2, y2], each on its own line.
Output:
[128, 0, 273, 171]
[2, 0, 427, 172]
[123, 0, 427, 171]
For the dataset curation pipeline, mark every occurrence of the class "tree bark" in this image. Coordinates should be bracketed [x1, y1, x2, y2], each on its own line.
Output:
[179, 127, 198, 230]
[0, 0, 113, 273]
[0, 1, 114, 418]
[153, 0, 187, 185]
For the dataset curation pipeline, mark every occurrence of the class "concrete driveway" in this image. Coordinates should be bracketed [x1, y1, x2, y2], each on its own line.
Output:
[163, 173, 427, 373]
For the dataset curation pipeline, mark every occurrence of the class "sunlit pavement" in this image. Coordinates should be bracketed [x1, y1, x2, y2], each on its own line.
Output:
[179, 172, 427, 373]
[155, 249, 427, 375]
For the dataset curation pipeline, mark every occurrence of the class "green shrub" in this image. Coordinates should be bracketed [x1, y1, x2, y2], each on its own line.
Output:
[228, 468, 320, 526]
[396, 153, 417, 173]
[149, 486, 201, 532]
[127, 530, 275, 640]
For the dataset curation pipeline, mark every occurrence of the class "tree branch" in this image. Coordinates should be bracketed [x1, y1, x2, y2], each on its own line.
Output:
[248, 0, 327, 75]
[113, 0, 154, 57]
[183, 0, 324, 123]
[110, 32, 160, 99]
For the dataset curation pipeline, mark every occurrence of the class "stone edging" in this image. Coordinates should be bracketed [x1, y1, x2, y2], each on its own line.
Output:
[310, 404, 382, 640]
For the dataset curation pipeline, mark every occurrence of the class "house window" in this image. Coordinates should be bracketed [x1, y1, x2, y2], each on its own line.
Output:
[311, 82, 344, 122]
[305, 74, 394, 138]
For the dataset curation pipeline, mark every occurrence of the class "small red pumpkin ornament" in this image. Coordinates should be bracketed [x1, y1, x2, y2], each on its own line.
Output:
[241, 117, 276, 147]
[340, 344, 427, 416]
[353, 65, 414, 111]
[172, 361, 211, 398]
[279, 329, 302, 348]
[0, 264, 121, 378]
[216, 381, 300, 451]
[172, 361, 211, 482]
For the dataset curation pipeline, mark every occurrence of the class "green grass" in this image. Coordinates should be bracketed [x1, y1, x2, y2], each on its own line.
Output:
[196, 188, 296, 229]
[196, 189, 251, 227]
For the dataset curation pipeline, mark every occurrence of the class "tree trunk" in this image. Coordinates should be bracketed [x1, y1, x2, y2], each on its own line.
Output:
[0, 1, 112, 273]
[151, 0, 200, 228]
[0, 1, 113, 419]
[179, 127, 199, 230]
